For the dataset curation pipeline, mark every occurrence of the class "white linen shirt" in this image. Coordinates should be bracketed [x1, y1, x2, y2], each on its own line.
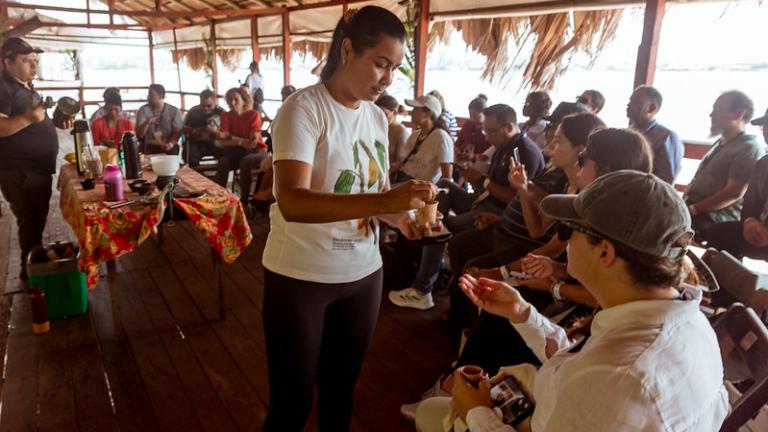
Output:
[466, 288, 729, 432]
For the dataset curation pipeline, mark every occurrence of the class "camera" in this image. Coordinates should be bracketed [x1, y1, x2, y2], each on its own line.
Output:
[490, 376, 534, 426]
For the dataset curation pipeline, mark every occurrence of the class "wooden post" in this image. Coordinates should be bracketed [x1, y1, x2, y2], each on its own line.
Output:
[148, 31, 156, 84]
[1, 2, 7, 23]
[173, 28, 185, 111]
[210, 20, 219, 95]
[107, 0, 113, 26]
[250, 16, 259, 63]
[414, 0, 430, 98]
[281, 11, 291, 86]
[342, 0, 348, 14]
[86, 0, 91, 26]
[634, 0, 665, 88]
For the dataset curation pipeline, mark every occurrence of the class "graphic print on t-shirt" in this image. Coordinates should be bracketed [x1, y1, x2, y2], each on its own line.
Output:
[333, 139, 388, 240]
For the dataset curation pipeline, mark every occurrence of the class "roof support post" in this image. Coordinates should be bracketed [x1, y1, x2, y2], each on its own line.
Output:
[148, 30, 156, 84]
[250, 16, 260, 62]
[1, 3, 9, 24]
[210, 20, 219, 95]
[634, 0, 665, 88]
[343, 0, 348, 14]
[107, 0, 114, 26]
[173, 28, 185, 112]
[282, 10, 291, 86]
[414, 0, 430, 98]
[86, 0, 91, 25]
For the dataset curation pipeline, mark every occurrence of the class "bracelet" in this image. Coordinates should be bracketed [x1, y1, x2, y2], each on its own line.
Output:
[551, 280, 565, 301]
[498, 265, 511, 280]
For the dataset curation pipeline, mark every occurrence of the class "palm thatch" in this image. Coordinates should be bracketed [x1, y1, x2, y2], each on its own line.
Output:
[431, 9, 623, 90]
[172, 47, 245, 72]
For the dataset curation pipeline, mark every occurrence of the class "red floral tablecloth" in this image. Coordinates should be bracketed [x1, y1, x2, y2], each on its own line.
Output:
[58, 163, 253, 289]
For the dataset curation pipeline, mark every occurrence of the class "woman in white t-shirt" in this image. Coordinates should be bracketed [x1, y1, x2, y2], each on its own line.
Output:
[394, 94, 454, 183]
[261, 6, 438, 432]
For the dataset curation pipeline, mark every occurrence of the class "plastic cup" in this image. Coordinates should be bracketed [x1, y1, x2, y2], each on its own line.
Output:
[416, 201, 438, 226]
[459, 365, 485, 387]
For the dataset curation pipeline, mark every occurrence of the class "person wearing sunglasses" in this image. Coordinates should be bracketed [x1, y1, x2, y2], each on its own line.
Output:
[417, 170, 727, 432]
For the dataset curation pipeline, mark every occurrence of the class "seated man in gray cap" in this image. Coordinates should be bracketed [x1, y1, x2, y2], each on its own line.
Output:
[417, 170, 728, 432]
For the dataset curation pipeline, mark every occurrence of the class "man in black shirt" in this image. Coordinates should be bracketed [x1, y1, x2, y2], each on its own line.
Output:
[182, 89, 225, 167]
[0, 38, 70, 279]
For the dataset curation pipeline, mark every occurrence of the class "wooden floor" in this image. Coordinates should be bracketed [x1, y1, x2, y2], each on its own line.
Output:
[0, 195, 455, 431]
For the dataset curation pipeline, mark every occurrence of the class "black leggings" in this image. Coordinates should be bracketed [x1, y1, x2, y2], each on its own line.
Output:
[262, 268, 383, 432]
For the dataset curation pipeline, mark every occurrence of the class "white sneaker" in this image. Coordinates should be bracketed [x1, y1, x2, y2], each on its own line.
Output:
[388, 287, 435, 310]
[400, 377, 450, 420]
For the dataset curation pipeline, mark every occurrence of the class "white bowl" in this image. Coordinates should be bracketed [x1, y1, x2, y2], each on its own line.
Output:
[150, 155, 180, 176]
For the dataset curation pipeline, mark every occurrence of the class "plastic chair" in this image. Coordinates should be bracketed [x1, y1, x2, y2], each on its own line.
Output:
[713, 303, 768, 431]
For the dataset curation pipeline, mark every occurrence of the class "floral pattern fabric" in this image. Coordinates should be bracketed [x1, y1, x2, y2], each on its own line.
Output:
[58, 163, 252, 289]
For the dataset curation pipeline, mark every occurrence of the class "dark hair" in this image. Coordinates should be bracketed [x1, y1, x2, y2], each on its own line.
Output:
[587, 235, 686, 289]
[580, 89, 605, 113]
[104, 93, 122, 107]
[526, 91, 552, 117]
[483, 104, 517, 126]
[560, 112, 605, 148]
[468, 94, 488, 113]
[320, 6, 406, 82]
[249, 61, 260, 74]
[225, 87, 253, 110]
[633, 85, 662, 109]
[722, 90, 754, 123]
[585, 128, 653, 176]
[281, 85, 297, 101]
[375, 94, 400, 111]
[149, 83, 166, 98]
[103, 87, 120, 100]
[199, 89, 215, 100]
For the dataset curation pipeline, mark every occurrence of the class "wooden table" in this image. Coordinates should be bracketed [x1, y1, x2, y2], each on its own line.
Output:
[57, 163, 253, 336]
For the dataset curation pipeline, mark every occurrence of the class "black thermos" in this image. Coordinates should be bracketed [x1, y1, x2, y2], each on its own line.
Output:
[121, 131, 142, 179]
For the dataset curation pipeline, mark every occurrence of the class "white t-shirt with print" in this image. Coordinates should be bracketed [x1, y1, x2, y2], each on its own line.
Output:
[262, 83, 390, 284]
[400, 128, 454, 183]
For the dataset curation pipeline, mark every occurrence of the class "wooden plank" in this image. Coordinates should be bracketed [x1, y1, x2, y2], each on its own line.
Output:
[148, 264, 265, 430]
[250, 16, 260, 62]
[414, 0, 430, 98]
[36, 320, 78, 432]
[0, 294, 39, 432]
[88, 280, 160, 431]
[633, 0, 666, 88]
[210, 20, 219, 95]
[129, 268, 239, 432]
[282, 11, 291, 86]
[114, 271, 205, 432]
[149, 31, 156, 84]
[66, 314, 121, 432]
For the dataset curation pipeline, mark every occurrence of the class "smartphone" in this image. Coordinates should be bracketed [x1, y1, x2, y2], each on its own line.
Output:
[490, 376, 534, 426]
[512, 147, 521, 163]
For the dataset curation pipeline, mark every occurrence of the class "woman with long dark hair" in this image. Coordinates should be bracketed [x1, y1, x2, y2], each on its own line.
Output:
[261, 6, 437, 431]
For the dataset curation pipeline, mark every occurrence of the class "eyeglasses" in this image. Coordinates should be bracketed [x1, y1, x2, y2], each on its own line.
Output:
[482, 126, 503, 136]
[576, 95, 591, 106]
[557, 220, 604, 242]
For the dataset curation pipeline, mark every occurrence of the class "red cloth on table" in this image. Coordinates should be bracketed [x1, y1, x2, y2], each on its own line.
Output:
[220, 109, 266, 152]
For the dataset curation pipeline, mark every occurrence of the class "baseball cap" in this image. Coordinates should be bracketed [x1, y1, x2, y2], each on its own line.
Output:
[544, 101, 590, 124]
[750, 107, 768, 126]
[404, 95, 442, 118]
[1, 37, 43, 59]
[541, 170, 692, 259]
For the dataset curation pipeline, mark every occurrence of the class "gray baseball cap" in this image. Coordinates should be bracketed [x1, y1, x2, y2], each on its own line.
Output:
[541, 170, 692, 259]
[405, 95, 442, 118]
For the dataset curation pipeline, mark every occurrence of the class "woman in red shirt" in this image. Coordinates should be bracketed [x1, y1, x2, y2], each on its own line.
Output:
[213, 86, 266, 203]
[454, 94, 490, 158]
[91, 94, 134, 147]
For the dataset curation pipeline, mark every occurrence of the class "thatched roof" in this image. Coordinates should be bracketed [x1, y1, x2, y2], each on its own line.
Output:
[430, 9, 624, 90]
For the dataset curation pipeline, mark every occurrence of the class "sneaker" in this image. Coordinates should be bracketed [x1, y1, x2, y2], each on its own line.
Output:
[400, 377, 450, 420]
[388, 288, 435, 310]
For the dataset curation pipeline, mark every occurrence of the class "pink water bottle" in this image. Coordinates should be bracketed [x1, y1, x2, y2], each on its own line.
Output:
[103, 164, 124, 201]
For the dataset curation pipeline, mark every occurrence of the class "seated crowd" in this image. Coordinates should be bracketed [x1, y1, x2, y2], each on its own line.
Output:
[371, 86, 767, 431]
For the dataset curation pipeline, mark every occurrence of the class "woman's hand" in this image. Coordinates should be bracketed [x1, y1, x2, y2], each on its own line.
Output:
[459, 274, 532, 323]
[473, 212, 500, 230]
[521, 254, 557, 279]
[384, 180, 436, 213]
[452, 370, 493, 421]
[508, 157, 529, 192]
[395, 212, 444, 240]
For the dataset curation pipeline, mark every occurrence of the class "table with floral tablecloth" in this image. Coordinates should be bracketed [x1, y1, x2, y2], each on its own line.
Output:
[58, 162, 253, 290]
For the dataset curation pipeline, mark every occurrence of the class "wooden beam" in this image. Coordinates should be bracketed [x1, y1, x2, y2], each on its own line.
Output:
[155, 0, 161, 11]
[342, 0, 348, 14]
[0, 1, 7, 23]
[86, 0, 91, 26]
[414, 0, 429, 98]
[173, 28, 185, 111]
[0, 1, 285, 19]
[431, 0, 643, 19]
[633, 0, 665, 88]
[282, 10, 291, 86]
[210, 20, 219, 95]
[108, 0, 114, 26]
[148, 31, 156, 84]
[250, 16, 260, 62]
